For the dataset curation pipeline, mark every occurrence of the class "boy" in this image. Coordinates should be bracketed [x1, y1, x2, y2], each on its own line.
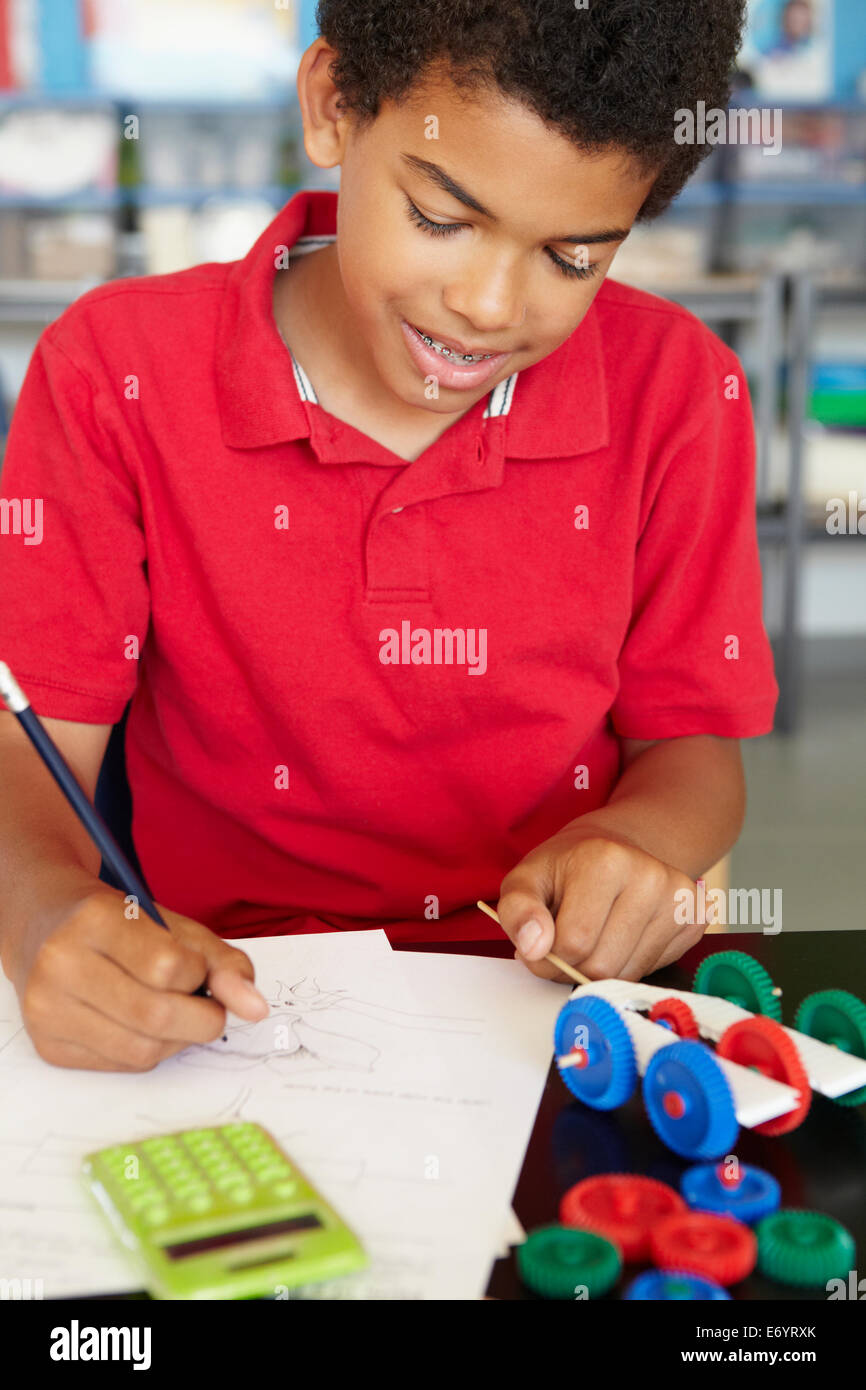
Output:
[0, 0, 777, 1072]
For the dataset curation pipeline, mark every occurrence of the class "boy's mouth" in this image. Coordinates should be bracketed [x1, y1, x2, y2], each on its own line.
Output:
[408, 322, 496, 363]
[401, 320, 511, 392]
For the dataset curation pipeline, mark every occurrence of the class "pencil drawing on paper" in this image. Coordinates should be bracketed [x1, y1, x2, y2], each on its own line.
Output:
[176, 975, 482, 1075]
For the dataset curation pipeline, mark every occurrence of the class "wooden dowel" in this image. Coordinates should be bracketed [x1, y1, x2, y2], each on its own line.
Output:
[475, 901, 592, 987]
[555, 1052, 586, 1070]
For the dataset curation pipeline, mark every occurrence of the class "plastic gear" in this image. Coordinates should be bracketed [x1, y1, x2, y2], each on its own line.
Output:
[559, 1174, 686, 1261]
[554, 995, 637, 1110]
[716, 1016, 811, 1135]
[756, 1210, 856, 1288]
[794, 989, 866, 1107]
[693, 951, 782, 1020]
[649, 997, 700, 1039]
[642, 1040, 739, 1159]
[516, 1225, 622, 1299]
[681, 1162, 781, 1224]
[650, 1212, 757, 1286]
[623, 1269, 730, 1301]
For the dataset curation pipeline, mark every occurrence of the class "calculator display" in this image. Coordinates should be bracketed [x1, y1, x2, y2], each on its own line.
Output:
[164, 1213, 323, 1260]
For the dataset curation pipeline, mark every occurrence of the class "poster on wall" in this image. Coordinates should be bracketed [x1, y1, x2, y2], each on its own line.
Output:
[740, 0, 834, 99]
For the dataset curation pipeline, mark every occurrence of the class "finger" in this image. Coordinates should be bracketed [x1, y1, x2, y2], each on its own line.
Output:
[208, 967, 270, 1021]
[60, 947, 227, 1044]
[30, 995, 188, 1072]
[572, 871, 666, 980]
[157, 907, 269, 1017]
[84, 900, 211, 995]
[551, 866, 625, 970]
[497, 863, 558, 962]
[620, 919, 706, 981]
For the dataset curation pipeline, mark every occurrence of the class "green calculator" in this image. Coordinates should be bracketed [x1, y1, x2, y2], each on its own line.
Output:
[82, 1122, 367, 1300]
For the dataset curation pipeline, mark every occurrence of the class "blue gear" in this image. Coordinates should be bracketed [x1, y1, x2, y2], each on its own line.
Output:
[624, 1270, 731, 1301]
[681, 1163, 781, 1224]
[642, 1039, 739, 1159]
[554, 995, 637, 1110]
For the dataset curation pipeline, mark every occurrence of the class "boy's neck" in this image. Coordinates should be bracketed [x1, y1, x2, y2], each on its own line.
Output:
[271, 245, 478, 463]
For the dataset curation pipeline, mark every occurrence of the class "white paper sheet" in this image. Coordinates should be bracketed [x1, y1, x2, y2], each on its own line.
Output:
[0, 932, 565, 1299]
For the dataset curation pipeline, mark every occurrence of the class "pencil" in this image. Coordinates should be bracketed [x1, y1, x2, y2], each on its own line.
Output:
[0, 660, 209, 999]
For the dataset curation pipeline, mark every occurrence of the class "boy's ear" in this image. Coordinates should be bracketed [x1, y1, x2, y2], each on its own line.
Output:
[296, 38, 350, 170]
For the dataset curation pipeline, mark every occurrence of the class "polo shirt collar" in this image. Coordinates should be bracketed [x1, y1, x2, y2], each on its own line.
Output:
[217, 190, 334, 449]
[217, 189, 609, 461]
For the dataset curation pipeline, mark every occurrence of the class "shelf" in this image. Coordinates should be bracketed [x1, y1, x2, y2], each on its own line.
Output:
[0, 91, 299, 114]
[731, 92, 866, 115]
[133, 184, 296, 207]
[0, 184, 298, 210]
[724, 182, 866, 206]
[675, 181, 866, 208]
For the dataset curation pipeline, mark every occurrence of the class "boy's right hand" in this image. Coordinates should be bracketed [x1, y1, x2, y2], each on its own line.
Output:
[2, 874, 270, 1072]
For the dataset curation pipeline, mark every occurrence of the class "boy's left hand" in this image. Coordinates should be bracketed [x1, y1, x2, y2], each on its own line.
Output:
[497, 824, 705, 983]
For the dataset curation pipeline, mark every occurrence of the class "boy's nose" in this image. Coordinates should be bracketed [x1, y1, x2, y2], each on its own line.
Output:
[442, 263, 526, 339]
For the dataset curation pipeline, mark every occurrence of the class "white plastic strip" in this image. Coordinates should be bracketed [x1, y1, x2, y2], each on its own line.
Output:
[569, 977, 866, 1104]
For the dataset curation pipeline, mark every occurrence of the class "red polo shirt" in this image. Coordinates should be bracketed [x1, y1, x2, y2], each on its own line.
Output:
[0, 190, 778, 943]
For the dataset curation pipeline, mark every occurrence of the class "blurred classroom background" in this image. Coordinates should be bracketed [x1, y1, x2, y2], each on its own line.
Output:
[0, 0, 862, 931]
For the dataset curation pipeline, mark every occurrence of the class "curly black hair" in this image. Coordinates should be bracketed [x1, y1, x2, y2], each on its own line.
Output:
[315, 0, 746, 219]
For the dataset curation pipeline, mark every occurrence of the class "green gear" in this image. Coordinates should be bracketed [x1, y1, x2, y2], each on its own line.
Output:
[795, 989, 866, 1106]
[756, 1210, 855, 1288]
[516, 1225, 621, 1300]
[692, 951, 782, 1021]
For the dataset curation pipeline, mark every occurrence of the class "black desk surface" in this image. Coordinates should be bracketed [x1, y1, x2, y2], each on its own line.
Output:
[404, 930, 866, 1302]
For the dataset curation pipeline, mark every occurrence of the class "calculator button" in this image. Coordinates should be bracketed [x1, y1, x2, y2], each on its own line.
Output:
[172, 1181, 206, 1200]
[225, 1185, 254, 1205]
[207, 1163, 238, 1180]
[141, 1140, 172, 1156]
[141, 1206, 169, 1226]
[215, 1173, 246, 1191]
[163, 1160, 196, 1177]
[271, 1180, 298, 1199]
[257, 1164, 292, 1182]
[184, 1193, 214, 1213]
[129, 1192, 158, 1211]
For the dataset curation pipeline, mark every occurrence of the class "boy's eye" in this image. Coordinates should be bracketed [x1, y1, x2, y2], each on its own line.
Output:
[404, 195, 600, 282]
[404, 196, 463, 236]
[545, 248, 600, 281]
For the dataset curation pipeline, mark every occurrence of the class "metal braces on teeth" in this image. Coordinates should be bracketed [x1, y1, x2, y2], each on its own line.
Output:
[418, 330, 493, 363]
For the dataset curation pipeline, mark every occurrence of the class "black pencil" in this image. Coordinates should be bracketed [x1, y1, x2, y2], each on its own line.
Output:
[0, 659, 208, 999]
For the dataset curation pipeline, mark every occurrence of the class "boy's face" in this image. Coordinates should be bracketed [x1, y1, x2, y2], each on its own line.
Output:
[311, 61, 657, 416]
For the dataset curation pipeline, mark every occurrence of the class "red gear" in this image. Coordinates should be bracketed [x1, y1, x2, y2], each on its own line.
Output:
[649, 997, 700, 1039]
[559, 1174, 686, 1261]
[716, 1016, 811, 1135]
[650, 1212, 757, 1285]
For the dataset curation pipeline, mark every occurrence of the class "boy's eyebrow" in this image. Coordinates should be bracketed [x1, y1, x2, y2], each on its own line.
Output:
[400, 154, 630, 245]
[402, 154, 492, 216]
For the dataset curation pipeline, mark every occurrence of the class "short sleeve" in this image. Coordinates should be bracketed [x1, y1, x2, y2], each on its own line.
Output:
[0, 327, 148, 722]
[610, 358, 778, 739]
